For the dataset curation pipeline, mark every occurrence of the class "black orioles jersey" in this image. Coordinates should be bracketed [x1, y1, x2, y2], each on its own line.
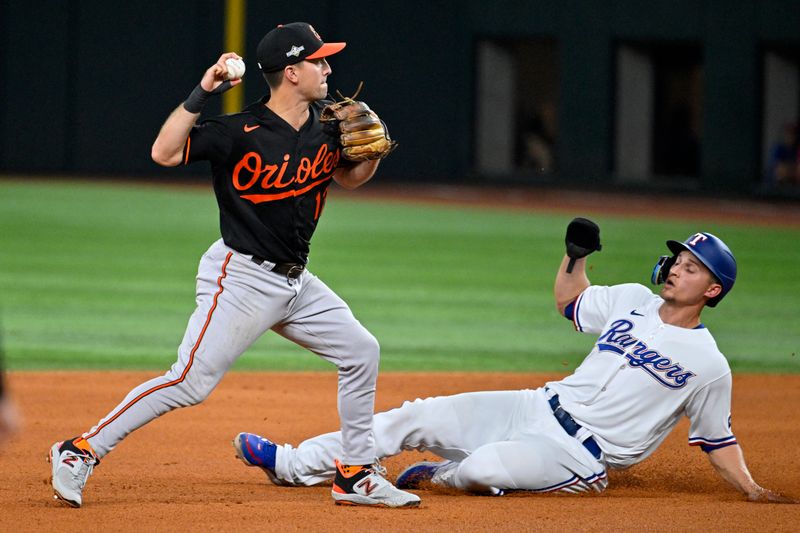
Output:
[183, 96, 343, 264]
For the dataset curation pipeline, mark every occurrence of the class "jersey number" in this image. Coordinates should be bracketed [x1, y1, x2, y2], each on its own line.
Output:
[314, 190, 328, 221]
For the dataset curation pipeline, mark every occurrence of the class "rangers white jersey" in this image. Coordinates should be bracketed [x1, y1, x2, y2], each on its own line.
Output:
[547, 283, 736, 469]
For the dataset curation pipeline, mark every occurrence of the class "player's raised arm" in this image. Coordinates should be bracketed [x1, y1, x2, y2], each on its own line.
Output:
[151, 52, 244, 167]
[554, 217, 601, 314]
[707, 444, 798, 503]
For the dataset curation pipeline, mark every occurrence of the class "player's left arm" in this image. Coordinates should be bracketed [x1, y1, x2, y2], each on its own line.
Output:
[333, 159, 380, 190]
[689, 374, 796, 503]
[707, 444, 797, 503]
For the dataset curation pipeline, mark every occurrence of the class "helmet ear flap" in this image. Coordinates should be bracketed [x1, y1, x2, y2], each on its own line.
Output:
[651, 255, 676, 285]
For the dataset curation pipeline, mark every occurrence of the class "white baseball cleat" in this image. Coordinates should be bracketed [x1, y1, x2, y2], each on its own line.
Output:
[48, 440, 99, 508]
[331, 459, 421, 508]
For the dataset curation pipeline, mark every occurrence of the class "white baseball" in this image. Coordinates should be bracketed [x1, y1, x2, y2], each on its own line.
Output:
[225, 58, 246, 80]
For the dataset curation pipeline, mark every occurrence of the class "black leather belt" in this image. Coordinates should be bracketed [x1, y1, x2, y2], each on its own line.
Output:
[545, 388, 602, 460]
[251, 255, 305, 279]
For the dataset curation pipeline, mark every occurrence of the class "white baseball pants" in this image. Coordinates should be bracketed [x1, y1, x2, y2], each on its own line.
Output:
[274, 388, 609, 494]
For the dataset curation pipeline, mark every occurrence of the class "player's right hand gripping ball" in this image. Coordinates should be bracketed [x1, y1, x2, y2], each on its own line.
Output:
[565, 217, 602, 273]
[320, 92, 397, 161]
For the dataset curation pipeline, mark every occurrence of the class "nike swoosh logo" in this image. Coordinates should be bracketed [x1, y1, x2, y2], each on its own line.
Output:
[243, 124, 260, 133]
[630, 310, 644, 316]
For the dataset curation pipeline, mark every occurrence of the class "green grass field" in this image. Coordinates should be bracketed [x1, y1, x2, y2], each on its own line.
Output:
[1, 178, 798, 373]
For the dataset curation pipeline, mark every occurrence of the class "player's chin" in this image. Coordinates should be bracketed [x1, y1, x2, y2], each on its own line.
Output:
[315, 85, 328, 99]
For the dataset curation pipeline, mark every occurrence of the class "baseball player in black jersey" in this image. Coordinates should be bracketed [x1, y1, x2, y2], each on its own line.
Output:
[49, 22, 419, 508]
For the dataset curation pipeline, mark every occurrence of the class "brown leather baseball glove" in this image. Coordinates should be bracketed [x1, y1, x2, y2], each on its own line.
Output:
[320, 85, 397, 162]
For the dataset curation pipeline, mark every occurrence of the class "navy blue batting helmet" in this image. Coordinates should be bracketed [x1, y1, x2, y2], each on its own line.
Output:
[651, 232, 737, 307]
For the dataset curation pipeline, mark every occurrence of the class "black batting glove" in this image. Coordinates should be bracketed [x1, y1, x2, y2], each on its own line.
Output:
[564, 217, 602, 273]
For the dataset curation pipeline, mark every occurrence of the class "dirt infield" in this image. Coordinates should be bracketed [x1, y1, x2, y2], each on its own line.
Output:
[1, 372, 798, 531]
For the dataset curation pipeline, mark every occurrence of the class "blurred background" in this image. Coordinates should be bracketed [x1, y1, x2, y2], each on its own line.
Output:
[2, 0, 800, 196]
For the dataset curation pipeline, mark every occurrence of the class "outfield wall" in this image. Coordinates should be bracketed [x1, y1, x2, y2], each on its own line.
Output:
[1, 1, 799, 194]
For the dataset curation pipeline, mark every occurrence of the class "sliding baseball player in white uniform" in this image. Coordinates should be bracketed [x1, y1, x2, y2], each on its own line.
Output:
[233, 220, 796, 503]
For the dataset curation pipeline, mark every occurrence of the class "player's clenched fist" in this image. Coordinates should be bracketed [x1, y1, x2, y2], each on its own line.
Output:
[201, 52, 245, 92]
[183, 52, 245, 114]
[564, 217, 602, 273]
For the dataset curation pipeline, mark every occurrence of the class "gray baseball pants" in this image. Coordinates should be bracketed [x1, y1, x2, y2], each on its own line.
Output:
[84, 239, 379, 465]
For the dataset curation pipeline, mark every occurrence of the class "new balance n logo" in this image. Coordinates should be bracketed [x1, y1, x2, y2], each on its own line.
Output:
[356, 477, 378, 495]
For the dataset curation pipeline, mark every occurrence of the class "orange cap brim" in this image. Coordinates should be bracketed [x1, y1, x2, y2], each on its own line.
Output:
[306, 42, 346, 59]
